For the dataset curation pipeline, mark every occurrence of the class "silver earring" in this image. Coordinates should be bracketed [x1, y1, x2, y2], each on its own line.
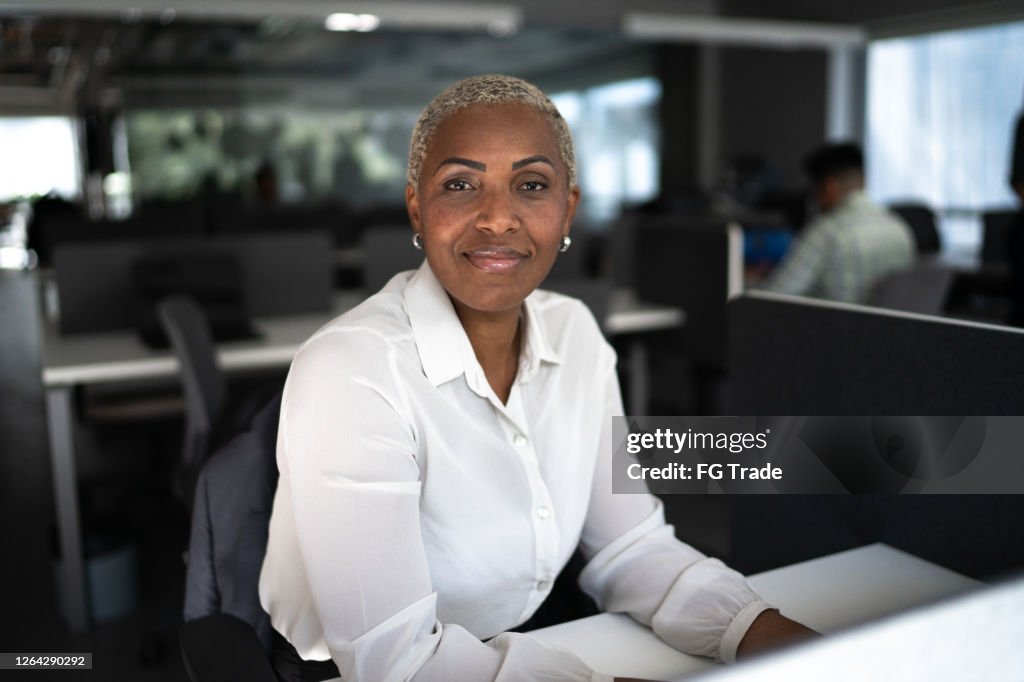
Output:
[412, 233, 423, 250]
[559, 235, 572, 253]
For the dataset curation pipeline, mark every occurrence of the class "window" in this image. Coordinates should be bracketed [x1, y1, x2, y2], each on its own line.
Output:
[552, 77, 661, 226]
[866, 21, 1024, 251]
[0, 117, 80, 201]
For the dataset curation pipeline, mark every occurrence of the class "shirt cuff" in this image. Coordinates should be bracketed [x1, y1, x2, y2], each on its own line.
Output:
[718, 599, 774, 665]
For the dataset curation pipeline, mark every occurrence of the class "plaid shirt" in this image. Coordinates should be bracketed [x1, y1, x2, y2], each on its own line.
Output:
[761, 191, 916, 303]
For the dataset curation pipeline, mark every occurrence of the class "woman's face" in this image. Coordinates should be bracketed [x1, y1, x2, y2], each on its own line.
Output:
[406, 103, 579, 316]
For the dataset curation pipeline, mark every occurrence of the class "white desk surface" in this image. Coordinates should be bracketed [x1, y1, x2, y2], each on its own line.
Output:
[42, 288, 683, 387]
[530, 543, 980, 680]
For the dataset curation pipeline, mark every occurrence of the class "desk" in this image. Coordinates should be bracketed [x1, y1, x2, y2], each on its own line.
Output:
[530, 543, 979, 680]
[42, 287, 683, 631]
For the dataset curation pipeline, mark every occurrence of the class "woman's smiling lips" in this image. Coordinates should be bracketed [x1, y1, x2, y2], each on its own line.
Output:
[463, 246, 528, 273]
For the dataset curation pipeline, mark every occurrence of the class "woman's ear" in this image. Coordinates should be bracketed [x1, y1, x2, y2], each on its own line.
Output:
[563, 184, 581, 234]
[406, 184, 422, 232]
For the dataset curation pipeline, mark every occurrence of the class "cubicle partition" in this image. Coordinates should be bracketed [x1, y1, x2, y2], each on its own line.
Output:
[632, 217, 742, 369]
[724, 291, 1024, 579]
[54, 230, 334, 336]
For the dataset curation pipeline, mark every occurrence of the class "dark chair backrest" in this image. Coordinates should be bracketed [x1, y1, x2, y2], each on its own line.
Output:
[184, 393, 281, 654]
[180, 613, 277, 682]
[889, 202, 941, 254]
[866, 262, 954, 315]
[158, 296, 227, 509]
[981, 210, 1017, 265]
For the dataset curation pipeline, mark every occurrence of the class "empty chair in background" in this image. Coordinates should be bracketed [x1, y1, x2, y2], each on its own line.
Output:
[981, 209, 1017, 265]
[866, 262, 954, 316]
[888, 202, 942, 255]
[158, 296, 229, 511]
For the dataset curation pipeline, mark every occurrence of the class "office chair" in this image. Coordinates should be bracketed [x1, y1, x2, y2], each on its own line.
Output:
[180, 390, 282, 680]
[180, 613, 277, 682]
[888, 203, 941, 255]
[866, 263, 954, 315]
[981, 210, 1016, 264]
[158, 295, 228, 511]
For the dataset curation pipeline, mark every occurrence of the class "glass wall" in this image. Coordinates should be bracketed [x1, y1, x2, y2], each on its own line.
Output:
[0, 117, 80, 201]
[866, 21, 1024, 251]
[122, 75, 661, 226]
[552, 76, 661, 226]
[125, 107, 417, 208]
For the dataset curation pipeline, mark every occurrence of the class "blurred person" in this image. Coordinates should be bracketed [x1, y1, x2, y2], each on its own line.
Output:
[760, 142, 915, 303]
[254, 160, 279, 206]
[258, 75, 815, 682]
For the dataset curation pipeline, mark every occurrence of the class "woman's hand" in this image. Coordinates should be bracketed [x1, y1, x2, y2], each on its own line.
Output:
[736, 609, 820, 659]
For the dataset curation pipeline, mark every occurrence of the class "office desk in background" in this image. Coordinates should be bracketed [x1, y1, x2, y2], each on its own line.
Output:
[531, 543, 980, 680]
[42, 287, 683, 631]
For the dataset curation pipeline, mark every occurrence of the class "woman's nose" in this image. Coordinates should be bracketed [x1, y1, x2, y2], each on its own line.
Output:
[474, 188, 520, 234]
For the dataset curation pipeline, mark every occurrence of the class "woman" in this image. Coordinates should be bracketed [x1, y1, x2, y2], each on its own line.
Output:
[259, 75, 812, 682]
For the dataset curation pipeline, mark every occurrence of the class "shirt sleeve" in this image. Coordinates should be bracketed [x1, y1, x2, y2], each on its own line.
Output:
[270, 328, 610, 682]
[577, 358, 773, 664]
[760, 220, 832, 299]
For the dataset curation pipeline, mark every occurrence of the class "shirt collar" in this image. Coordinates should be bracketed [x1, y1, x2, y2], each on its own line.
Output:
[518, 291, 562, 381]
[839, 189, 870, 210]
[403, 262, 562, 389]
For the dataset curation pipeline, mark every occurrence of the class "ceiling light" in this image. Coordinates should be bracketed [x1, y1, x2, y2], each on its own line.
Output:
[325, 13, 381, 32]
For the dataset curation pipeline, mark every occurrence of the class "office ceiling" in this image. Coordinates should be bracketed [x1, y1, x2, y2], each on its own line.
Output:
[0, 14, 640, 108]
[0, 0, 1018, 111]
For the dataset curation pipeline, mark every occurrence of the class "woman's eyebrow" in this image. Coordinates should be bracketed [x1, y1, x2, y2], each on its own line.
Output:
[512, 155, 555, 170]
[434, 157, 486, 174]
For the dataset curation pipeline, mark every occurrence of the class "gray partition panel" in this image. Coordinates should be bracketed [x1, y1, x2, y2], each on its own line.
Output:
[634, 217, 738, 367]
[54, 230, 333, 334]
[725, 292, 1024, 579]
[726, 291, 1024, 415]
[363, 226, 424, 294]
[217, 231, 333, 316]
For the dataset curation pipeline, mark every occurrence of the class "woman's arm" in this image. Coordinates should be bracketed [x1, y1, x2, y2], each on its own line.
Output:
[263, 328, 608, 681]
[576, 360, 776, 663]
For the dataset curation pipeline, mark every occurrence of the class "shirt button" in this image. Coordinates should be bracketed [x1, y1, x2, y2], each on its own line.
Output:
[537, 580, 551, 591]
[536, 506, 550, 519]
[513, 434, 527, 447]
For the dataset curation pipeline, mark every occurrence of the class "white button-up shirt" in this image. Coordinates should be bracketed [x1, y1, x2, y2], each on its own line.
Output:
[259, 262, 770, 681]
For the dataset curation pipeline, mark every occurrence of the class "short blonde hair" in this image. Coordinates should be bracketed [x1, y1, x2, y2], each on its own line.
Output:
[407, 74, 577, 188]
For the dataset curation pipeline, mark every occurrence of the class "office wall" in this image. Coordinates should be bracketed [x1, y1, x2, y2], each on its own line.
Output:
[720, 0, 991, 24]
[718, 47, 827, 189]
[656, 44, 701, 196]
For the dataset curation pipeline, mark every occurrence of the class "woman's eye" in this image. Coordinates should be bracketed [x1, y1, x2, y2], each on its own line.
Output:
[444, 179, 473, 191]
[520, 181, 547, 192]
